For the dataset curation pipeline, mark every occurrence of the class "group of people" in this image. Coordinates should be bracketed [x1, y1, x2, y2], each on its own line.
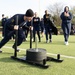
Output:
[0, 6, 73, 53]
[19, 10, 56, 43]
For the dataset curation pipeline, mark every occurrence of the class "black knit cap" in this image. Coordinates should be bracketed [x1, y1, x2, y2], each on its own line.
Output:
[25, 9, 34, 17]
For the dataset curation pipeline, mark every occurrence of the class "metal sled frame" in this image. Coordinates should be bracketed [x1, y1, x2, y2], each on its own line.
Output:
[11, 15, 63, 69]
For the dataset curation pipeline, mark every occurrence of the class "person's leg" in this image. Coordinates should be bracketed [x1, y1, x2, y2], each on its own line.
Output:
[45, 27, 48, 43]
[0, 31, 15, 52]
[41, 27, 44, 37]
[64, 33, 69, 45]
[37, 30, 41, 42]
[49, 28, 52, 42]
[11, 34, 15, 41]
[3, 27, 4, 37]
[25, 29, 27, 38]
[0, 38, 9, 53]
[12, 28, 25, 48]
[0, 30, 15, 48]
[62, 25, 69, 45]
[25, 29, 29, 41]
[64, 24, 71, 45]
[64, 33, 68, 42]
[33, 29, 36, 42]
[67, 23, 71, 41]
[62, 24, 67, 43]
[0, 37, 10, 48]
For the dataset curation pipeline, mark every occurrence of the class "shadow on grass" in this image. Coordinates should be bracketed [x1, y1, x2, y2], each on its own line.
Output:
[19, 63, 49, 69]
[0, 53, 61, 69]
[69, 41, 75, 43]
[0, 57, 18, 63]
[0, 56, 49, 69]
[0, 52, 24, 63]
[2, 52, 13, 55]
[38, 41, 64, 45]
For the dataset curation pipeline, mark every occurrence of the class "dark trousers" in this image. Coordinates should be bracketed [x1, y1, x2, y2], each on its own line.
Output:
[45, 27, 52, 41]
[2, 27, 5, 37]
[25, 28, 29, 38]
[64, 33, 69, 42]
[33, 29, 41, 42]
[62, 23, 71, 42]
[0, 28, 25, 48]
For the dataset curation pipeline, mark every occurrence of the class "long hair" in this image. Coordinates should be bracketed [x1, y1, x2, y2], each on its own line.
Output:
[64, 6, 69, 12]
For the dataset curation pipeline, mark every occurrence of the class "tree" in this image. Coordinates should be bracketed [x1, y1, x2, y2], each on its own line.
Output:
[70, 6, 75, 24]
[47, 3, 64, 27]
[48, 3, 63, 16]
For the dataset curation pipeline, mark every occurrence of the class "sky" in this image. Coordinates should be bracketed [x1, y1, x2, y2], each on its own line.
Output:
[0, 0, 75, 19]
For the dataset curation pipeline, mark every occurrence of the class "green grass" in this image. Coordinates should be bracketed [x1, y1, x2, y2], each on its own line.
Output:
[0, 35, 75, 75]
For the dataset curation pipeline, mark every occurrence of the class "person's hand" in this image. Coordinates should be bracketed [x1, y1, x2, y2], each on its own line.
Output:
[31, 26, 33, 30]
[29, 26, 33, 30]
[64, 12, 69, 17]
[58, 31, 60, 35]
[14, 25, 19, 30]
[66, 13, 69, 17]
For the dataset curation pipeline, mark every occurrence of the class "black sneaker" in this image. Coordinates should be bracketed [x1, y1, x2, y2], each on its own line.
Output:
[0, 50, 2, 53]
[12, 46, 20, 52]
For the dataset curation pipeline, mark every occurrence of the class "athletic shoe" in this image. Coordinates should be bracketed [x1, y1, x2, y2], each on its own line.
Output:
[65, 41, 69, 45]
[32, 38, 33, 41]
[46, 40, 48, 43]
[0, 50, 2, 53]
[12, 45, 20, 52]
[26, 38, 27, 41]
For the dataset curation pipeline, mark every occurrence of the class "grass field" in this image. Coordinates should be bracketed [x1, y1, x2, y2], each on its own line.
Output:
[0, 35, 75, 75]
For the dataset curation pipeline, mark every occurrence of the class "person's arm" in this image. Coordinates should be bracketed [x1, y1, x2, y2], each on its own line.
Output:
[60, 12, 67, 20]
[14, 25, 19, 30]
[66, 12, 73, 20]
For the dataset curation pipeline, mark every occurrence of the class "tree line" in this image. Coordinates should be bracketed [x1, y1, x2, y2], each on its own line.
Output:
[0, 3, 75, 27]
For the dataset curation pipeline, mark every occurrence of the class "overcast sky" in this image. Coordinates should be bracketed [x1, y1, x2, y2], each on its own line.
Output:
[0, 0, 75, 19]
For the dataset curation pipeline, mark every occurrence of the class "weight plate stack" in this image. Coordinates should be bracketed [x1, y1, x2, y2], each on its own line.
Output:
[26, 48, 47, 62]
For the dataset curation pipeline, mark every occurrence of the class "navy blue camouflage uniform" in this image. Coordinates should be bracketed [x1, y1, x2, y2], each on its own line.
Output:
[0, 14, 26, 48]
[1, 17, 8, 37]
